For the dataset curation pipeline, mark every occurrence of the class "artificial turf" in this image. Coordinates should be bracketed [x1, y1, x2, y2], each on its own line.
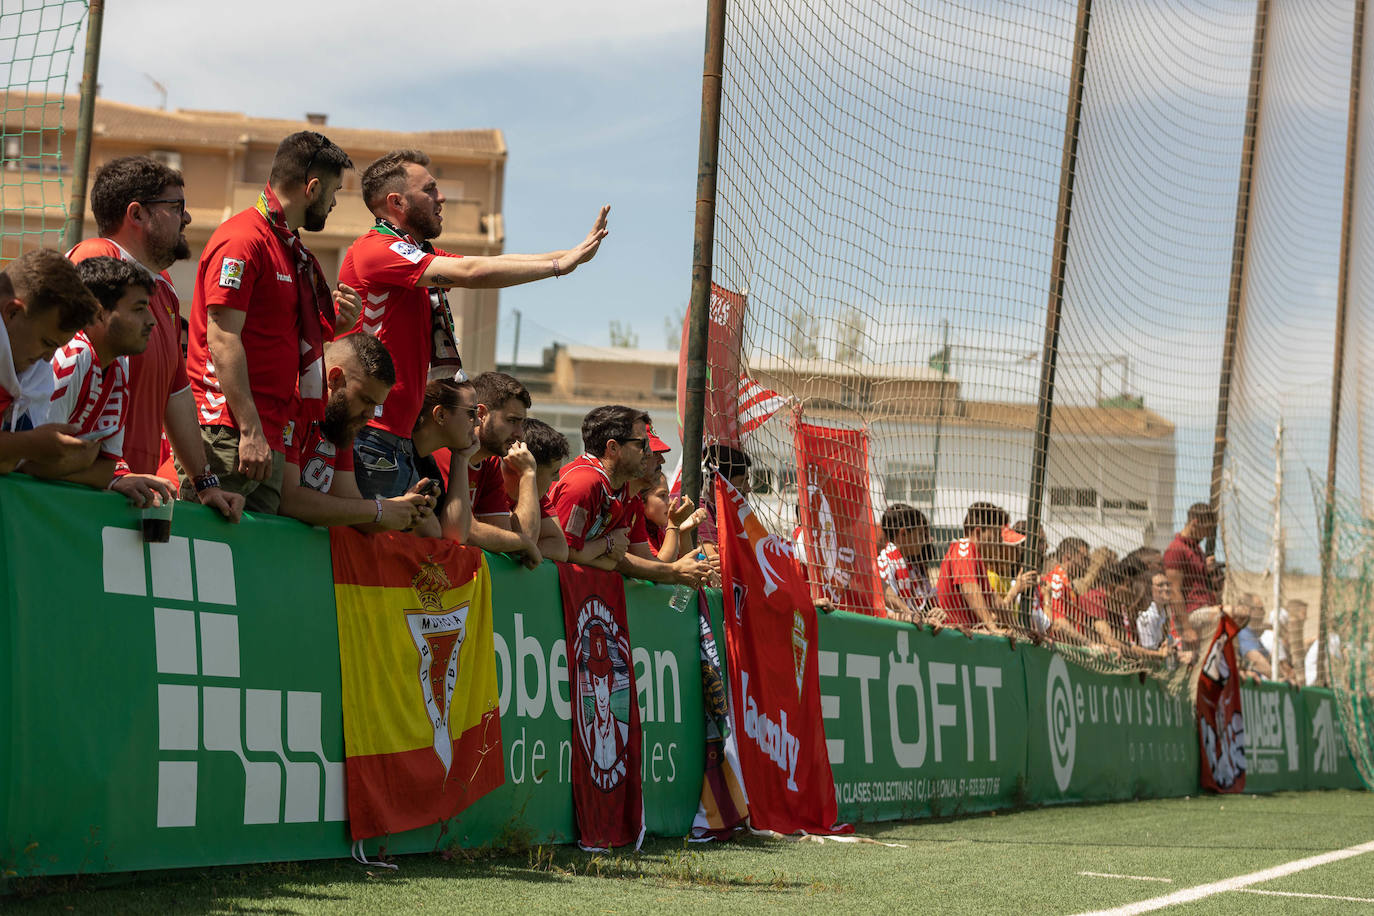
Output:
[6, 790, 1373, 914]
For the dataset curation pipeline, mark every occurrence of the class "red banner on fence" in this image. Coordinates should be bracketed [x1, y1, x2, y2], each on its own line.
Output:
[714, 472, 847, 835]
[794, 421, 883, 615]
[676, 283, 747, 448]
[556, 563, 645, 849]
[1197, 614, 1247, 793]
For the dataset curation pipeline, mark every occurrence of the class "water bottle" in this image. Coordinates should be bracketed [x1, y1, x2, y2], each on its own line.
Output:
[669, 550, 707, 612]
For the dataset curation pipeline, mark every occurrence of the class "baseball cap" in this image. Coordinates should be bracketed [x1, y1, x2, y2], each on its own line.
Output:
[1000, 524, 1026, 545]
[647, 429, 671, 453]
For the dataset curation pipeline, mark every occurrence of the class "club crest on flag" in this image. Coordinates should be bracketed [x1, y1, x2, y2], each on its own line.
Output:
[805, 480, 855, 594]
[405, 561, 469, 777]
[791, 609, 808, 700]
[573, 597, 633, 792]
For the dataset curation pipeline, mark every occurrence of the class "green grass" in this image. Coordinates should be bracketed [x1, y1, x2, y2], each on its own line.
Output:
[7, 791, 1374, 914]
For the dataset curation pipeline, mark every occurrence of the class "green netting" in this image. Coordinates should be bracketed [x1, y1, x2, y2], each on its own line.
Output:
[0, 0, 87, 261]
[1311, 475, 1373, 789]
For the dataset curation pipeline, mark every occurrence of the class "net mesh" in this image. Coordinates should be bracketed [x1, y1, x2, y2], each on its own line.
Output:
[0, 0, 86, 260]
[707, 0, 1370, 693]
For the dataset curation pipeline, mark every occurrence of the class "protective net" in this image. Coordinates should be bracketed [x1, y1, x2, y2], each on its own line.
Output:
[0, 0, 87, 260]
[702, 0, 1368, 688]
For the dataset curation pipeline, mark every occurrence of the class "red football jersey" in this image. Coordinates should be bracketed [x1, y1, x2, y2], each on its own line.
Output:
[935, 537, 993, 629]
[187, 207, 304, 451]
[546, 454, 637, 552]
[339, 229, 456, 438]
[50, 331, 130, 474]
[284, 413, 355, 494]
[67, 238, 190, 474]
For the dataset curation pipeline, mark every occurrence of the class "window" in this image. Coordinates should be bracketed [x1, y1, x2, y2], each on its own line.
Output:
[1050, 487, 1098, 508]
[884, 461, 935, 505]
[150, 149, 182, 172]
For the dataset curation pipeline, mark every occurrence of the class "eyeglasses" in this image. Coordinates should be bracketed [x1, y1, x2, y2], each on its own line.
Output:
[140, 197, 186, 217]
[616, 437, 649, 450]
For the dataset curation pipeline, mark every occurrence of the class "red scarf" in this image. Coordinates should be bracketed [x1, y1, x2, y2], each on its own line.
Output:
[256, 185, 334, 422]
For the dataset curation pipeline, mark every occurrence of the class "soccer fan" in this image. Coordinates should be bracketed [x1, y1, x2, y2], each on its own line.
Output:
[28, 257, 173, 507]
[0, 250, 101, 475]
[278, 333, 435, 532]
[502, 417, 571, 563]
[986, 523, 1039, 623]
[615, 426, 712, 586]
[1229, 594, 1272, 679]
[1043, 537, 1094, 645]
[1135, 569, 1178, 652]
[1164, 502, 1219, 613]
[339, 149, 609, 498]
[67, 155, 242, 522]
[409, 378, 480, 544]
[641, 471, 707, 561]
[185, 131, 361, 514]
[935, 501, 1008, 631]
[876, 503, 935, 622]
[696, 443, 752, 561]
[457, 372, 542, 563]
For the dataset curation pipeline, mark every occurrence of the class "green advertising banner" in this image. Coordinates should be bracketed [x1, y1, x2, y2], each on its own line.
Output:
[816, 613, 1029, 822]
[1240, 680, 1307, 794]
[1301, 688, 1365, 791]
[1022, 651, 1198, 804]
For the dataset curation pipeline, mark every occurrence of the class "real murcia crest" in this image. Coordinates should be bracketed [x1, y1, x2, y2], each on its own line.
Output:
[790, 608, 807, 699]
[405, 560, 469, 775]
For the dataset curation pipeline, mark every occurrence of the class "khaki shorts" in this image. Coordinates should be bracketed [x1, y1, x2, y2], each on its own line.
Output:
[178, 426, 286, 515]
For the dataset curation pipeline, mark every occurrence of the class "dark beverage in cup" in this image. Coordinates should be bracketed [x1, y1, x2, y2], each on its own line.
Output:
[141, 498, 174, 543]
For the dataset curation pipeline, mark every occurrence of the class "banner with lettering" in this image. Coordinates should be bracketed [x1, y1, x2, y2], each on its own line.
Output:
[1197, 615, 1247, 793]
[675, 282, 747, 447]
[331, 529, 504, 840]
[794, 420, 883, 615]
[557, 563, 645, 850]
[714, 472, 847, 834]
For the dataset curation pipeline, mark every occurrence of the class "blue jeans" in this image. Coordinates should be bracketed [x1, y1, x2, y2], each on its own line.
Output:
[352, 427, 419, 500]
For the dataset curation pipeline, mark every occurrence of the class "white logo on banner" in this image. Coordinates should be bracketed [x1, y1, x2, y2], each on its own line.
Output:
[101, 527, 346, 829]
[1046, 655, 1076, 791]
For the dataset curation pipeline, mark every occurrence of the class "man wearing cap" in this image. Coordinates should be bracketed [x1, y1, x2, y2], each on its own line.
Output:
[615, 422, 713, 587]
[935, 501, 1008, 632]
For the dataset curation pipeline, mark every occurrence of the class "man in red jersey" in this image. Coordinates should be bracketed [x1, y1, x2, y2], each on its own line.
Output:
[33, 257, 172, 506]
[1042, 536, 1094, 645]
[185, 131, 362, 514]
[616, 425, 711, 586]
[279, 332, 434, 532]
[338, 149, 608, 499]
[934, 501, 1007, 631]
[0, 250, 100, 475]
[548, 405, 648, 571]
[69, 155, 243, 520]
[1164, 502, 1219, 614]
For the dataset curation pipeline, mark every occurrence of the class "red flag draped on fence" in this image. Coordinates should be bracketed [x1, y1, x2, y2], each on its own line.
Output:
[794, 420, 884, 615]
[676, 283, 747, 447]
[331, 529, 503, 840]
[714, 472, 848, 835]
[557, 563, 645, 850]
[1197, 614, 1247, 793]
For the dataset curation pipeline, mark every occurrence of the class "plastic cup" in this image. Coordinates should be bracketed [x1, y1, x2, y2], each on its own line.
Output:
[141, 497, 174, 543]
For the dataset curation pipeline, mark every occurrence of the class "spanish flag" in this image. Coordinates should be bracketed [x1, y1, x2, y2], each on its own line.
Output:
[331, 528, 503, 840]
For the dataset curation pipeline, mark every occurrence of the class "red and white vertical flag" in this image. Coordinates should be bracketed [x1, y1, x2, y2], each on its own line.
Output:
[1197, 614, 1247, 793]
[676, 283, 747, 448]
[736, 375, 789, 441]
[793, 420, 884, 615]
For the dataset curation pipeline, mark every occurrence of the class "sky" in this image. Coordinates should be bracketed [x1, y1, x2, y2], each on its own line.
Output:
[90, 0, 710, 361]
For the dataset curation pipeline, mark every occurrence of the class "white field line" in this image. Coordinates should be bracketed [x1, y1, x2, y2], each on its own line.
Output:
[1238, 888, 1374, 904]
[1072, 839, 1374, 915]
[1079, 872, 1173, 883]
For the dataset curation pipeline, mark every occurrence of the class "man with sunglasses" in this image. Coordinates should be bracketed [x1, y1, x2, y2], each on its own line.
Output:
[185, 131, 362, 514]
[68, 155, 244, 522]
[338, 149, 609, 505]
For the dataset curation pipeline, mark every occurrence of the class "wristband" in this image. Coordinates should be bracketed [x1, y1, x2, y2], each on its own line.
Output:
[374, 496, 384, 524]
[552, 258, 562, 278]
[193, 472, 221, 494]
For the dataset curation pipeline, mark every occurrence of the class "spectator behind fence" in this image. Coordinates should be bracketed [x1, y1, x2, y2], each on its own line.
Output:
[67, 156, 242, 522]
[409, 378, 480, 543]
[0, 251, 101, 475]
[1044, 537, 1093, 646]
[642, 470, 707, 561]
[1164, 502, 1219, 613]
[1079, 560, 1155, 659]
[547, 405, 651, 571]
[1232, 592, 1272, 678]
[29, 257, 174, 510]
[696, 443, 752, 562]
[935, 501, 1008, 632]
[278, 334, 435, 533]
[340, 149, 608, 499]
[185, 131, 360, 515]
[460, 372, 541, 565]
[877, 503, 935, 623]
[986, 523, 1039, 623]
[1136, 569, 1177, 652]
[502, 417, 571, 563]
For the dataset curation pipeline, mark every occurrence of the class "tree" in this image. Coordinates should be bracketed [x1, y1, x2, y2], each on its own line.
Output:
[835, 307, 865, 363]
[789, 306, 821, 359]
[609, 320, 639, 348]
[664, 304, 686, 349]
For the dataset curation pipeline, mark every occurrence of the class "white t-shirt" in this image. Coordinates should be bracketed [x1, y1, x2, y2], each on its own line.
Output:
[1136, 602, 1168, 650]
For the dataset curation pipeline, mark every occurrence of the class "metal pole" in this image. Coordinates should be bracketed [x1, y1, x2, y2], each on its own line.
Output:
[929, 318, 949, 515]
[1320, 0, 1365, 690]
[61, 0, 104, 250]
[511, 309, 521, 367]
[1209, 0, 1271, 536]
[1025, 0, 1093, 589]
[682, 0, 726, 507]
[1270, 421, 1283, 681]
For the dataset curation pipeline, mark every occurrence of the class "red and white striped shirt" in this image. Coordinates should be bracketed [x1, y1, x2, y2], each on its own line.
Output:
[50, 332, 130, 475]
[877, 541, 934, 613]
